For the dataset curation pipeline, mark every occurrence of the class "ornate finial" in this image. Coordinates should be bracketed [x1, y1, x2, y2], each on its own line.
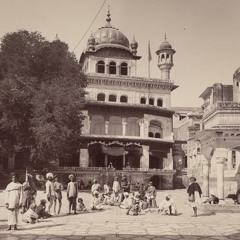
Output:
[106, 5, 111, 23]
[164, 33, 167, 40]
[55, 34, 59, 40]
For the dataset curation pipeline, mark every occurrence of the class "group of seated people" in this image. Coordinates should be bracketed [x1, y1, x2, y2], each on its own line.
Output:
[88, 177, 178, 216]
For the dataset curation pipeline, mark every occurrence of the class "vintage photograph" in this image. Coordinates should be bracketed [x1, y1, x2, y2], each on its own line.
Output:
[0, 0, 240, 239]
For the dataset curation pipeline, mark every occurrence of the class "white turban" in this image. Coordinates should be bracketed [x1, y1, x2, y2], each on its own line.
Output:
[46, 173, 53, 179]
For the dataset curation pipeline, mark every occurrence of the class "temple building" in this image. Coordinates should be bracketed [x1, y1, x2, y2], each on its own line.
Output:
[76, 10, 178, 189]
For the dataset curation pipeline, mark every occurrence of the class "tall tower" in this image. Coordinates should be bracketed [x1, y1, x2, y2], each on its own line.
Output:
[233, 67, 240, 102]
[156, 34, 176, 81]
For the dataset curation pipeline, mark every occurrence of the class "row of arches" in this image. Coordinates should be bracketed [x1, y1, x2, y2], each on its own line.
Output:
[140, 97, 163, 107]
[90, 115, 163, 138]
[97, 61, 128, 75]
[97, 93, 128, 103]
[96, 93, 163, 106]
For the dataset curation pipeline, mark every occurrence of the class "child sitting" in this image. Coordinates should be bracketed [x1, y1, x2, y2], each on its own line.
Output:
[158, 193, 178, 215]
[77, 198, 87, 212]
[22, 203, 39, 224]
[103, 193, 111, 205]
[36, 199, 50, 219]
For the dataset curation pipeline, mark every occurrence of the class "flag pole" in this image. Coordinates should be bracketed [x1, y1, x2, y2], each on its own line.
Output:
[148, 40, 152, 79]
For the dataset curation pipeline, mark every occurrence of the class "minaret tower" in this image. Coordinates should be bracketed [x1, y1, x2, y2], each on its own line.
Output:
[156, 34, 176, 81]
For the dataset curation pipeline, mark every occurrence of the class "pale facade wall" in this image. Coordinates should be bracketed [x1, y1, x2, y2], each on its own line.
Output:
[204, 111, 240, 129]
[86, 86, 171, 107]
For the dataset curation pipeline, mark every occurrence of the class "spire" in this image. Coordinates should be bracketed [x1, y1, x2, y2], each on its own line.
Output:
[164, 33, 167, 41]
[106, 5, 112, 27]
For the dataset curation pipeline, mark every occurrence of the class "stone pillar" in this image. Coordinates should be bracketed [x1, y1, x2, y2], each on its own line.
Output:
[139, 119, 145, 137]
[202, 157, 210, 198]
[215, 148, 227, 202]
[105, 121, 109, 135]
[104, 154, 108, 167]
[79, 148, 89, 167]
[122, 118, 127, 136]
[123, 154, 126, 167]
[140, 145, 149, 169]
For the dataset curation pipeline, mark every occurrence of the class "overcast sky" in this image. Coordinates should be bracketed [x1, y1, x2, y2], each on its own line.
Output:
[1, 0, 240, 107]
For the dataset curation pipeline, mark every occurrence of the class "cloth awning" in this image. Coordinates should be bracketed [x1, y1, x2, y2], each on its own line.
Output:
[101, 145, 128, 156]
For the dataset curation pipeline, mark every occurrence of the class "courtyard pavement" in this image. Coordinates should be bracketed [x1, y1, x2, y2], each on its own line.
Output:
[0, 189, 240, 239]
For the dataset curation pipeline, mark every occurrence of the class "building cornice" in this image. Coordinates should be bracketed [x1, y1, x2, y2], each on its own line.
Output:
[86, 74, 178, 91]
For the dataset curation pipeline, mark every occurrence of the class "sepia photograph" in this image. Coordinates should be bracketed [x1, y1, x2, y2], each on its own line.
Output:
[0, 0, 240, 239]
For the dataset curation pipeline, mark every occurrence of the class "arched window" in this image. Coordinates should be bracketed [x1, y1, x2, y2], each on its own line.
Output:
[157, 98, 163, 107]
[97, 60, 105, 73]
[149, 120, 162, 138]
[161, 54, 165, 61]
[149, 98, 154, 105]
[148, 132, 154, 137]
[90, 115, 105, 135]
[166, 54, 170, 61]
[120, 95, 128, 103]
[109, 94, 117, 102]
[97, 93, 105, 101]
[109, 61, 116, 74]
[120, 63, 128, 75]
[126, 117, 140, 136]
[155, 133, 161, 138]
[140, 97, 146, 104]
[109, 116, 122, 135]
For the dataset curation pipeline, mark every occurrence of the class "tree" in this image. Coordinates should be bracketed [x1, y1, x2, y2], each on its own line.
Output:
[0, 30, 87, 168]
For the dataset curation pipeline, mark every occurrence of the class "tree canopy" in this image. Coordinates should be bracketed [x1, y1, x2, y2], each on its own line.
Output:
[0, 30, 87, 168]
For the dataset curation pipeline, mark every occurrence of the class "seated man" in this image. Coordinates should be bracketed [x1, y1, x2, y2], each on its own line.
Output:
[158, 193, 178, 215]
[110, 192, 121, 207]
[120, 192, 133, 209]
[89, 191, 103, 210]
[22, 203, 39, 224]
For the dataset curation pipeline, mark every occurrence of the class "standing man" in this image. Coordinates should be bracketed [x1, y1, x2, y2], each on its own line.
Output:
[22, 174, 37, 213]
[5, 172, 23, 231]
[45, 172, 55, 215]
[112, 176, 121, 194]
[53, 176, 64, 214]
[67, 174, 78, 215]
[146, 181, 157, 208]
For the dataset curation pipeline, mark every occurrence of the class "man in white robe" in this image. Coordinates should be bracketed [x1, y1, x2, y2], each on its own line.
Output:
[5, 172, 23, 231]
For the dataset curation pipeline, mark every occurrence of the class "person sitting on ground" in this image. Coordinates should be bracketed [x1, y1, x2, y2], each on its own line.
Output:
[77, 198, 87, 212]
[89, 191, 103, 210]
[102, 192, 111, 205]
[140, 196, 149, 213]
[22, 203, 39, 224]
[36, 199, 50, 219]
[126, 192, 141, 216]
[91, 179, 101, 193]
[203, 194, 219, 204]
[158, 193, 178, 215]
[120, 192, 133, 209]
[108, 162, 114, 168]
[110, 191, 121, 206]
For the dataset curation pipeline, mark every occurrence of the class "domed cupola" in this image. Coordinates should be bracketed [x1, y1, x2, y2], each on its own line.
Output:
[93, 9, 130, 50]
[131, 37, 138, 55]
[87, 33, 95, 51]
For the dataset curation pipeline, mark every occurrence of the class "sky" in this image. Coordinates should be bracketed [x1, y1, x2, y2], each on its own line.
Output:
[1, 0, 240, 107]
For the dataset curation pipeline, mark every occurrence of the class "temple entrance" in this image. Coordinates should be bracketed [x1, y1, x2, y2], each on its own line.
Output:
[108, 155, 123, 170]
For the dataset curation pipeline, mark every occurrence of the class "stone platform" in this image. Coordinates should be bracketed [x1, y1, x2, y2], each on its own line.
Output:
[0, 189, 240, 239]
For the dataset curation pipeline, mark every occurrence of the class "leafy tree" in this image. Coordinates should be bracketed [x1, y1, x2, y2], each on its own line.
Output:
[0, 30, 87, 168]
